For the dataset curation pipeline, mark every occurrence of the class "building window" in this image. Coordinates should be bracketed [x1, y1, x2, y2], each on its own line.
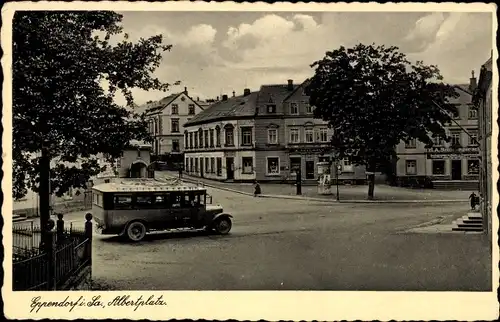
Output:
[317, 128, 328, 143]
[195, 158, 199, 172]
[451, 105, 460, 119]
[205, 157, 210, 173]
[158, 117, 163, 134]
[198, 129, 203, 148]
[171, 104, 178, 115]
[184, 132, 189, 149]
[305, 103, 313, 114]
[290, 102, 299, 115]
[267, 104, 276, 113]
[210, 157, 215, 173]
[405, 160, 417, 175]
[450, 131, 461, 146]
[225, 127, 234, 146]
[189, 132, 193, 149]
[432, 160, 445, 175]
[194, 133, 198, 148]
[468, 130, 478, 146]
[185, 158, 189, 172]
[190, 158, 194, 172]
[204, 130, 209, 148]
[215, 126, 221, 146]
[171, 119, 179, 133]
[289, 128, 299, 143]
[241, 127, 253, 146]
[342, 158, 354, 172]
[305, 128, 314, 143]
[432, 135, 444, 146]
[242, 157, 253, 174]
[268, 129, 278, 144]
[468, 160, 479, 175]
[468, 106, 478, 119]
[209, 129, 214, 147]
[188, 104, 195, 115]
[172, 139, 180, 152]
[267, 157, 280, 175]
[216, 157, 222, 176]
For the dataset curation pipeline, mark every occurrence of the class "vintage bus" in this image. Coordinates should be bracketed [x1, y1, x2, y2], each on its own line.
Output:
[91, 179, 233, 242]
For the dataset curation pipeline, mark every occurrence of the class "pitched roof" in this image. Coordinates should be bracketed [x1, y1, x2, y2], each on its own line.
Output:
[184, 92, 259, 127]
[257, 84, 299, 107]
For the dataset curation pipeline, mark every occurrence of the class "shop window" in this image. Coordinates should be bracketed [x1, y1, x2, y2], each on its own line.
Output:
[468, 160, 479, 175]
[267, 157, 280, 175]
[432, 160, 445, 175]
[242, 157, 253, 174]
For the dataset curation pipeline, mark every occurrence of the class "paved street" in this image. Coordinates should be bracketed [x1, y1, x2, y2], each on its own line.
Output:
[161, 171, 474, 201]
[64, 186, 492, 291]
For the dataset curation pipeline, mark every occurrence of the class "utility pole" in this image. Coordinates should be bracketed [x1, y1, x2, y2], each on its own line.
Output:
[335, 160, 340, 201]
[296, 167, 302, 195]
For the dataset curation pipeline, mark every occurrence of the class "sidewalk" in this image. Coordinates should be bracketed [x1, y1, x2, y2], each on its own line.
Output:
[158, 171, 470, 204]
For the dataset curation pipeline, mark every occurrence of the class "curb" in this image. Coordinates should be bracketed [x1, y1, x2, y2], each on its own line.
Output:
[172, 175, 468, 205]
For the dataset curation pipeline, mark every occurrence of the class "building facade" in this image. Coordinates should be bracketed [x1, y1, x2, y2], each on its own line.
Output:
[395, 79, 479, 189]
[183, 91, 257, 181]
[139, 88, 205, 156]
[474, 57, 493, 235]
[184, 80, 367, 183]
[254, 80, 367, 184]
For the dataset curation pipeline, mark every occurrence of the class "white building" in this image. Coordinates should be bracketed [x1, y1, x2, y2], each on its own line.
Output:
[138, 88, 206, 155]
[184, 92, 257, 182]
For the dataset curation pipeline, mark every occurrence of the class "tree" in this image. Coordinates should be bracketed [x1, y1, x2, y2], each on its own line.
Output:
[305, 43, 459, 199]
[13, 11, 176, 231]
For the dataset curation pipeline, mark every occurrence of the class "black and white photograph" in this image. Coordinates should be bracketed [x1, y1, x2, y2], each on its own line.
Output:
[2, 1, 498, 320]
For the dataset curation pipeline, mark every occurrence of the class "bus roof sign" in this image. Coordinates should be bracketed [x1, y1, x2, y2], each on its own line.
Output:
[91, 178, 207, 193]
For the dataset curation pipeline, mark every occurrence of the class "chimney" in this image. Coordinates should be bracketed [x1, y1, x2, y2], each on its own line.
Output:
[469, 70, 477, 92]
[222, 94, 228, 101]
[184, 87, 188, 95]
[232, 91, 236, 97]
[197, 96, 199, 101]
[287, 79, 293, 91]
[244, 88, 251, 96]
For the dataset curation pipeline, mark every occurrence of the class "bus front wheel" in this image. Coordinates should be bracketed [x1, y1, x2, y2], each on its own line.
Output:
[126, 221, 147, 242]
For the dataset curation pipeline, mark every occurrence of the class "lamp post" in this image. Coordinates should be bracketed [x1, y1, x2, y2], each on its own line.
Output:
[334, 159, 340, 201]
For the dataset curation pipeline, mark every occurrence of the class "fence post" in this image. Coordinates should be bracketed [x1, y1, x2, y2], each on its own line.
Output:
[56, 213, 64, 244]
[44, 219, 57, 290]
[84, 213, 93, 266]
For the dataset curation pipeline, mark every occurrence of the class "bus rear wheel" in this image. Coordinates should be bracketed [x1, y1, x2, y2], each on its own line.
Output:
[126, 221, 147, 242]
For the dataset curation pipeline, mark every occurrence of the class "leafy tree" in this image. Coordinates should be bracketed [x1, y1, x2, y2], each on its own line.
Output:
[306, 43, 459, 199]
[13, 11, 176, 227]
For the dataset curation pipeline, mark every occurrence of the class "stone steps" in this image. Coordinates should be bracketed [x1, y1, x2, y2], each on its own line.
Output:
[452, 212, 483, 232]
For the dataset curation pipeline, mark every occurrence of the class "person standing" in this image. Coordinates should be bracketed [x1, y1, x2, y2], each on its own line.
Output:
[469, 192, 478, 210]
[178, 164, 183, 179]
[254, 180, 261, 197]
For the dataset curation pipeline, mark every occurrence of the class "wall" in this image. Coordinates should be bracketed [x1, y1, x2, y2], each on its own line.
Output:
[117, 146, 152, 178]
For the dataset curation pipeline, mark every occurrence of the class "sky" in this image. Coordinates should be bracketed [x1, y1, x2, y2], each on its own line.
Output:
[109, 11, 493, 106]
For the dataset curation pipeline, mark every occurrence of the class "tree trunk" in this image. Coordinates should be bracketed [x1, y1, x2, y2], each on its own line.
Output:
[367, 174, 375, 199]
[39, 147, 51, 246]
[367, 162, 376, 200]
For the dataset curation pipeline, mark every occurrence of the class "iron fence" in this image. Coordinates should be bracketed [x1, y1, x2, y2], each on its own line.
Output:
[12, 213, 93, 291]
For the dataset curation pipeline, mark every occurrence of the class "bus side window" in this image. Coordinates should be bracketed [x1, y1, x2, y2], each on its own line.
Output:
[171, 193, 182, 208]
[136, 194, 154, 208]
[103, 193, 114, 210]
[115, 194, 133, 209]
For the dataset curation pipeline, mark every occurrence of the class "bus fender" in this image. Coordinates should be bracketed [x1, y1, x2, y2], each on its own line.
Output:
[213, 213, 233, 222]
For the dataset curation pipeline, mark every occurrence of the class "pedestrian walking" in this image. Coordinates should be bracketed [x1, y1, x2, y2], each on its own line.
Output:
[469, 192, 478, 210]
[178, 165, 183, 179]
[254, 180, 261, 197]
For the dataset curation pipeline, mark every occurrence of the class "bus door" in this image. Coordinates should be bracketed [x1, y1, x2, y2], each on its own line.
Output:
[169, 192, 187, 224]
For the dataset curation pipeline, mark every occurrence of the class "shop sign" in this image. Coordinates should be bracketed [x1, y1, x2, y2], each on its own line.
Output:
[426, 146, 479, 159]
